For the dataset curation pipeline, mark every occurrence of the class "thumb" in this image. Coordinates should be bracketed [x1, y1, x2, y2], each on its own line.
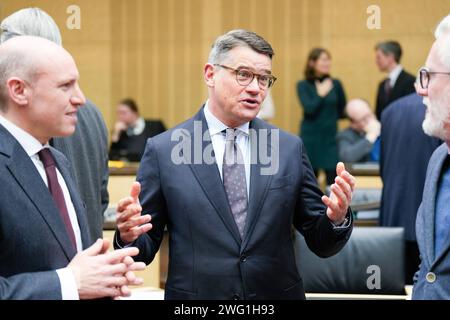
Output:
[130, 181, 141, 203]
[82, 238, 104, 256]
[336, 162, 345, 176]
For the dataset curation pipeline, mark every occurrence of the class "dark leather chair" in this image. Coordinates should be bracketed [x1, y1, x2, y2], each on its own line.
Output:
[294, 227, 405, 295]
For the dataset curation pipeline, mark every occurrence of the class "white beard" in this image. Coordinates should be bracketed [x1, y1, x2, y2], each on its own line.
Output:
[422, 97, 450, 141]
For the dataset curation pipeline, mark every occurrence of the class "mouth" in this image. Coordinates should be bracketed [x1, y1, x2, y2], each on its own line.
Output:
[240, 98, 260, 108]
[65, 111, 78, 121]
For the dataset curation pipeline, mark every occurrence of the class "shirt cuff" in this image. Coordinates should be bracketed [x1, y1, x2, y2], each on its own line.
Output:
[115, 231, 135, 249]
[56, 267, 79, 300]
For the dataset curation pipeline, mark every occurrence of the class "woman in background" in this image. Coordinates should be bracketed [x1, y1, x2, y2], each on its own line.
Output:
[297, 48, 346, 185]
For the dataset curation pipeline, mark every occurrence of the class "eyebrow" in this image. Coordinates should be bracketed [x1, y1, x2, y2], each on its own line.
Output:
[234, 64, 272, 75]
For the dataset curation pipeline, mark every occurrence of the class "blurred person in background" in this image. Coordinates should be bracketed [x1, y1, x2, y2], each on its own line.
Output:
[297, 48, 346, 185]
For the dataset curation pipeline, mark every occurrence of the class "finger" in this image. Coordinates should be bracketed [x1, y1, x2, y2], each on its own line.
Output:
[130, 181, 141, 203]
[125, 270, 136, 283]
[330, 183, 348, 210]
[105, 247, 140, 264]
[335, 176, 352, 202]
[341, 171, 356, 191]
[127, 261, 146, 272]
[81, 239, 104, 256]
[100, 238, 110, 254]
[336, 162, 345, 177]
[119, 285, 132, 297]
[122, 255, 134, 266]
[116, 204, 143, 224]
[121, 214, 151, 231]
[117, 196, 135, 213]
[322, 195, 340, 214]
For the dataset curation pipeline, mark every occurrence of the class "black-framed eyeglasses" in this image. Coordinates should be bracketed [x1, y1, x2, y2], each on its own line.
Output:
[214, 64, 277, 89]
[418, 67, 450, 89]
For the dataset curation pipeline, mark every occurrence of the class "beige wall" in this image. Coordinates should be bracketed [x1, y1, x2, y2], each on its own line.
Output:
[1, 0, 449, 136]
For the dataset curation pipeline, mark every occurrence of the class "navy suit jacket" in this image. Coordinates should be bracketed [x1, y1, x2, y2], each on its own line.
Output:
[413, 144, 450, 299]
[380, 93, 441, 241]
[375, 70, 416, 120]
[115, 107, 352, 300]
[0, 124, 91, 299]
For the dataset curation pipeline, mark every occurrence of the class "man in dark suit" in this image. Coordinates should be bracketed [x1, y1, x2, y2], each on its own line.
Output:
[380, 93, 441, 285]
[1, 8, 110, 241]
[114, 29, 355, 300]
[0, 36, 144, 299]
[375, 40, 416, 120]
[412, 14, 450, 299]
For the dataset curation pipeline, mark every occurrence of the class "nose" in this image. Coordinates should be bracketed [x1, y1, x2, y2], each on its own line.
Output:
[245, 76, 261, 93]
[71, 83, 86, 107]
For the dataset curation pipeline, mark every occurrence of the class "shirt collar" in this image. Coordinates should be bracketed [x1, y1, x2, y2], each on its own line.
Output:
[131, 117, 146, 135]
[389, 64, 403, 86]
[0, 114, 47, 157]
[203, 100, 249, 137]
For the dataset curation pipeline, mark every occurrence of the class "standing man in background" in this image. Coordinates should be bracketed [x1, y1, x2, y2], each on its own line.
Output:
[374, 40, 416, 120]
[0, 8, 110, 241]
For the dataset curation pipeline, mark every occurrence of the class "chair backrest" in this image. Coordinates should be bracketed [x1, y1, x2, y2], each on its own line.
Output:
[294, 227, 405, 294]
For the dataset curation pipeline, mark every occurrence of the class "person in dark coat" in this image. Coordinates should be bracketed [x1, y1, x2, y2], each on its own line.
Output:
[109, 98, 166, 162]
[380, 93, 441, 285]
[297, 48, 346, 185]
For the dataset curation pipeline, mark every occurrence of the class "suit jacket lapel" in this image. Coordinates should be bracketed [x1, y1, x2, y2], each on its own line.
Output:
[187, 109, 242, 246]
[423, 147, 447, 265]
[52, 148, 92, 248]
[5, 142, 76, 260]
[241, 119, 273, 249]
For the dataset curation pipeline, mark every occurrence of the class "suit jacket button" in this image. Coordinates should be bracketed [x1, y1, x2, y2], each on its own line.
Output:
[426, 272, 436, 283]
[240, 255, 247, 262]
[233, 294, 240, 300]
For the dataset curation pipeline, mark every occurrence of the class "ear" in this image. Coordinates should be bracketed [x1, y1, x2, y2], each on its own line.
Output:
[6, 77, 29, 106]
[204, 63, 215, 88]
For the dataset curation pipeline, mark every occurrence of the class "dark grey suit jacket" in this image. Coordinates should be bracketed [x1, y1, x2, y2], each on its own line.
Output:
[52, 100, 109, 241]
[0, 124, 92, 299]
[413, 144, 450, 299]
[115, 107, 353, 300]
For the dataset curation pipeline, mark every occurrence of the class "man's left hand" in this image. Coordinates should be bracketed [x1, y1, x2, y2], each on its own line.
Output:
[321, 162, 356, 225]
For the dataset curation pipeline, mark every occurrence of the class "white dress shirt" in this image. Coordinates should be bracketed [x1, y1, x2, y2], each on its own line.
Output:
[203, 101, 251, 198]
[0, 115, 80, 300]
[388, 64, 403, 88]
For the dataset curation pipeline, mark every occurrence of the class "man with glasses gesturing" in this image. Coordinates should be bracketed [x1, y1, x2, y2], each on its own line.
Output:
[412, 14, 450, 300]
[114, 29, 355, 300]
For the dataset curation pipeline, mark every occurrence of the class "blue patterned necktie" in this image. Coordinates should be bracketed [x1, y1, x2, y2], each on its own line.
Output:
[222, 128, 248, 238]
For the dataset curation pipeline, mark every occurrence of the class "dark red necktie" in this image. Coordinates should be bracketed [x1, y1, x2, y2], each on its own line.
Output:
[38, 148, 77, 250]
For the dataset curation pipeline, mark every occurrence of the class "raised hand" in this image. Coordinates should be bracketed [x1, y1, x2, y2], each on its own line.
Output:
[116, 181, 152, 244]
[321, 162, 356, 225]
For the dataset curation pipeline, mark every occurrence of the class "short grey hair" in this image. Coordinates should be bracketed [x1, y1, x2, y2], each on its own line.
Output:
[0, 8, 62, 45]
[208, 29, 274, 64]
[434, 14, 450, 70]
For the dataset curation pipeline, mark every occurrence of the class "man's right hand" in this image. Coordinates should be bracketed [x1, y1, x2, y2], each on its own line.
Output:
[116, 182, 152, 244]
[68, 238, 146, 299]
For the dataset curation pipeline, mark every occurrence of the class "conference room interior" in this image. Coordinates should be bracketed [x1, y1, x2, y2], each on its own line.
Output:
[1, 0, 449, 300]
